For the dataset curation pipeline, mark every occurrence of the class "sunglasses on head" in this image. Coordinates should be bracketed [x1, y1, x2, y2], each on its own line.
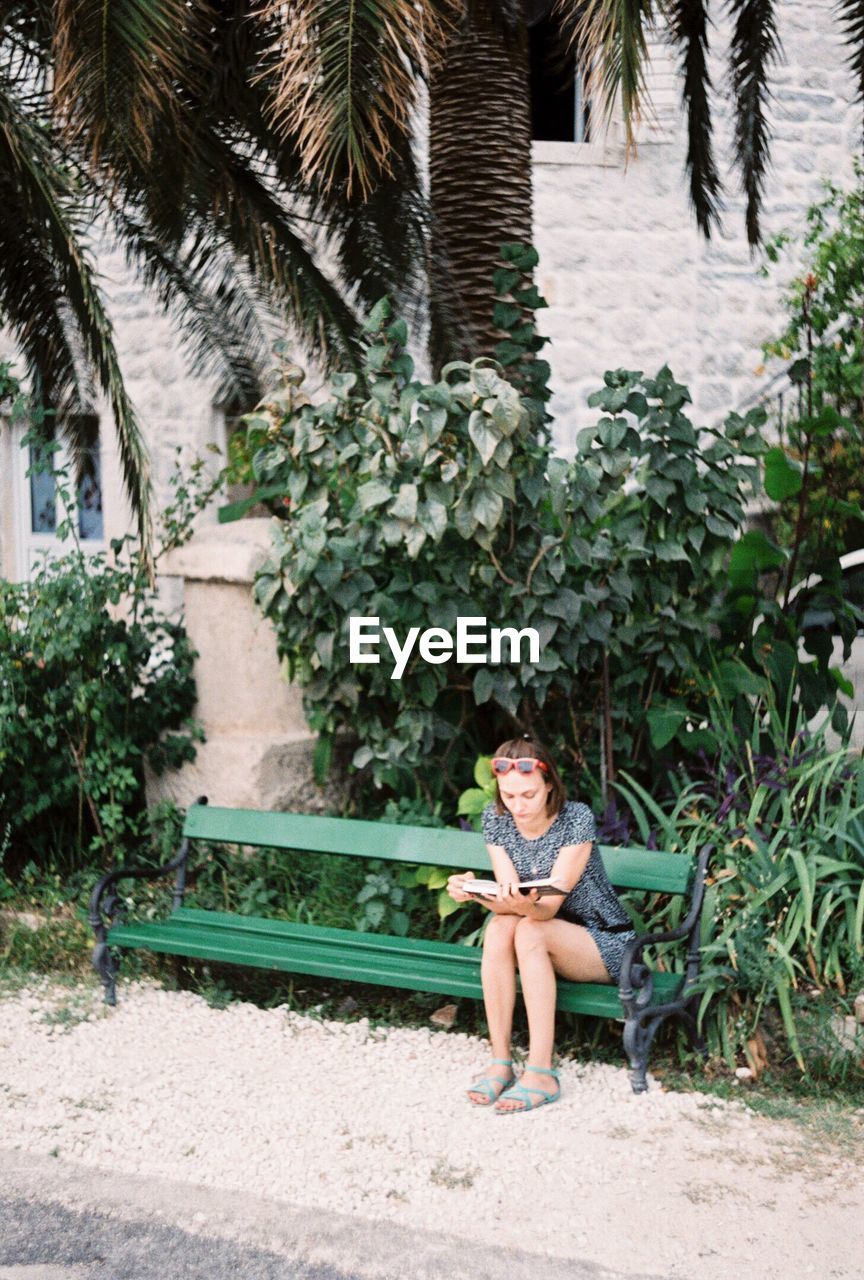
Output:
[491, 757, 550, 776]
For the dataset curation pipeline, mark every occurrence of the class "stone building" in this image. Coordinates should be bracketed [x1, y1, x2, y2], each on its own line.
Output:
[1, 0, 861, 801]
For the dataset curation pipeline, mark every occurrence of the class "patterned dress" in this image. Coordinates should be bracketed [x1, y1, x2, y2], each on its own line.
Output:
[481, 799, 636, 984]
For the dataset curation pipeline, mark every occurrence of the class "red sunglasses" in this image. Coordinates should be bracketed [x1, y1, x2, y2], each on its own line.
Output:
[491, 757, 549, 776]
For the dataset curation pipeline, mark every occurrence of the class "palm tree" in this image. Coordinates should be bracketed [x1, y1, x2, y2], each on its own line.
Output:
[262, 0, 864, 363]
[260, 0, 535, 365]
[1, 0, 428, 556]
[8, 0, 862, 549]
[427, 1, 533, 368]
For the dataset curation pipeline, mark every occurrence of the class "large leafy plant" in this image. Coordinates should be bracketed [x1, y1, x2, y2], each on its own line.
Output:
[719, 165, 864, 740]
[0, 378, 211, 872]
[248, 251, 769, 807]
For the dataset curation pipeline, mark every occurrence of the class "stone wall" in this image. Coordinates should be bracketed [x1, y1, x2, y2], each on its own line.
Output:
[145, 520, 348, 813]
[2, 0, 858, 548]
[535, 0, 858, 453]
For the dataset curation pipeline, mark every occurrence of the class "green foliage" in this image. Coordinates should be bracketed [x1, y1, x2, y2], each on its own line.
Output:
[734, 164, 864, 739]
[249, 255, 771, 805]
[0, 914, 92, 975]
[456, 755, 496, 829]
[0, 548, 200, 863]
[612, 689, 863, 1082]
[355, 867, 414, 935]
[618, 172, 864, 756]
[0, 379, 214, 872]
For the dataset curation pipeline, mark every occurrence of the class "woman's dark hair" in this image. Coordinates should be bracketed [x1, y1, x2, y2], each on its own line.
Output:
[491, 735, 566, 816]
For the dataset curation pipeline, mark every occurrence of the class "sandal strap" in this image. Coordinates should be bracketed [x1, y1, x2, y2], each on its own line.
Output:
[490, 1058, 513, 1066]
[468, 1076, 505, 1100]
[495, 1079, 560, 1111]
[524, 1064, 559, 1078]
[468, 1065, 514, 1102]
[470, 1071, 511, 1087]
[506, 1081, 558, 1100]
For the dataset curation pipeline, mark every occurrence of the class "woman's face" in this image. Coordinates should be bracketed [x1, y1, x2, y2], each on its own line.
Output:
[497, 769, 552, 824]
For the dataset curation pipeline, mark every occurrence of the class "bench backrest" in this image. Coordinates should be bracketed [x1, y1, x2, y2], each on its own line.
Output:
[183, 804, 693, 896]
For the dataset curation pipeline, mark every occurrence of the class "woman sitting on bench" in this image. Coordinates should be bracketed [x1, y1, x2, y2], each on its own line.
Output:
[447, 735, 635, 1113]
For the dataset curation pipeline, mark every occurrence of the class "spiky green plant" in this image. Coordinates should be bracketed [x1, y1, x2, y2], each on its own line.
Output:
[614, 683, 863, 1076]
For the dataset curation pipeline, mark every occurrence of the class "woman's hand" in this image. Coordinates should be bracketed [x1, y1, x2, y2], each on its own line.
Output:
[509, 890, 537, 911]
[503, 886, 541, 915]
[445, 875, 542, 915]
[446, 873, 475, 903]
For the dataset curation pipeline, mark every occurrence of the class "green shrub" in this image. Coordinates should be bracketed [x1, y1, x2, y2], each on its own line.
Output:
[0, 374, 223, 874]
[703, 166, 864, 744]
[246, 251, 770, 810]
[0, 547, 200, 872]
[613, 676, 863, 1083]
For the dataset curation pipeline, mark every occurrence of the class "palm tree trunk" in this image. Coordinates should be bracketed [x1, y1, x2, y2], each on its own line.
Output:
[428, 1, 532, 369]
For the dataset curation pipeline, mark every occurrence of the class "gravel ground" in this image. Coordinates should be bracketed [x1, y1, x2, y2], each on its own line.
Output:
[1, 977, 862, 1280]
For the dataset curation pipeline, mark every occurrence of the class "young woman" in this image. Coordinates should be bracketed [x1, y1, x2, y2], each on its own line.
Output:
[447, 735, 635, 1114]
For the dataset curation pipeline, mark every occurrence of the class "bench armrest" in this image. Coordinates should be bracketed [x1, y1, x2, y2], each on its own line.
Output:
[88, 796, 208, 935]
[618, 840, 714, 1004]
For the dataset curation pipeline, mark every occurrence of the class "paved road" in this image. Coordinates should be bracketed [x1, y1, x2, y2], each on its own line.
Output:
[0, 1150, 661, 1280]
[0, 1193, 351, 1280]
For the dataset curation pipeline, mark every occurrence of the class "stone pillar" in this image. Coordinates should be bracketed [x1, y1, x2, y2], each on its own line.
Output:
[145, 518, 341, 813]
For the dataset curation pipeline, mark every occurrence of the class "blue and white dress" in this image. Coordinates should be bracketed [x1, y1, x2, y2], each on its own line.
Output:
[481, 800, 636, 984]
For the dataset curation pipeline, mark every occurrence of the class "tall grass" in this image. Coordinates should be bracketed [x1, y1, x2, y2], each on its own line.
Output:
[614, 689, 864, 1078]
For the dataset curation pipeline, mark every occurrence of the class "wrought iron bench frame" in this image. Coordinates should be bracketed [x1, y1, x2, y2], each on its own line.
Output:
[89, 796, 714, 1093]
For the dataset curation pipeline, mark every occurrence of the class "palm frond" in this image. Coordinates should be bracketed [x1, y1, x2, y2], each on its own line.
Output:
[172, 127, 368, 372]
[259, 0, 456, 198]
[564, 0, 656, 154]
[728, 0, 783, 246]
[665, 0, 723, 236]
[0, 194, 85, 417]
[52, 0, 207, 167]
[328, 139, 430, 328]
[219, 21, 429, 327]
[1, 0, 433, 551]
[837, 0, 864, 116]
[110, 207, 275, 410]
[0, 78, 152, 558]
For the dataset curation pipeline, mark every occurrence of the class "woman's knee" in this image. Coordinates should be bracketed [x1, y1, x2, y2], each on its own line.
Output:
[513, 917, 549, 957]
[483, 913, 519, 954]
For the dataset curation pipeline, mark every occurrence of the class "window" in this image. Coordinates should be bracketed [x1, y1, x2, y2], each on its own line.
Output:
[27, 415, 104, 542]
[28, 442, 57, 534]
[11, 414, 105, 578]
[529, 0, 590, 143]
[71, 414, 104, 541]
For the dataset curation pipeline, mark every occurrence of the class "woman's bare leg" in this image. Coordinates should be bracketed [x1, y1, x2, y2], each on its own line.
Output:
[467, 913, 519, 1103]
[497, 918, 609, 1112]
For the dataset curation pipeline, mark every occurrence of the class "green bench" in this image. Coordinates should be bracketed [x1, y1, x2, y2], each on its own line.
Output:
[89, 797, 714, 1092]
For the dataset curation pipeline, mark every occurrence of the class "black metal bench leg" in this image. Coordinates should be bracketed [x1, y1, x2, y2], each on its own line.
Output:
[623, 1012, 664, 1093]
[93, 942, 120, 1006]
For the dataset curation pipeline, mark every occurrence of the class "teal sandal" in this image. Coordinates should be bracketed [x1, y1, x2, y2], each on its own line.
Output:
[494, 1064, 561, 1113]
[467, 1058, 514, 1106]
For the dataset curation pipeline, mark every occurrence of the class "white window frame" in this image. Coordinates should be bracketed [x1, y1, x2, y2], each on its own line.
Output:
[10, 418, 106, 580]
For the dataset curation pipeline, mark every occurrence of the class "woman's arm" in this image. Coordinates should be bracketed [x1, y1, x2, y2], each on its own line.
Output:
[513, 841, 593, 921]
[446, 842, 523, 912]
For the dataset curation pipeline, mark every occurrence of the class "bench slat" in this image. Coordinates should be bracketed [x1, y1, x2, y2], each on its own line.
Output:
[182, 806, 694, 894]
[173, 906, 491, 963]
[107, 917, 683, 1016]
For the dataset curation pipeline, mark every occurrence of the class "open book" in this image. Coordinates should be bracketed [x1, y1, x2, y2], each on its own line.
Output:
[461, 878, 567, 898]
